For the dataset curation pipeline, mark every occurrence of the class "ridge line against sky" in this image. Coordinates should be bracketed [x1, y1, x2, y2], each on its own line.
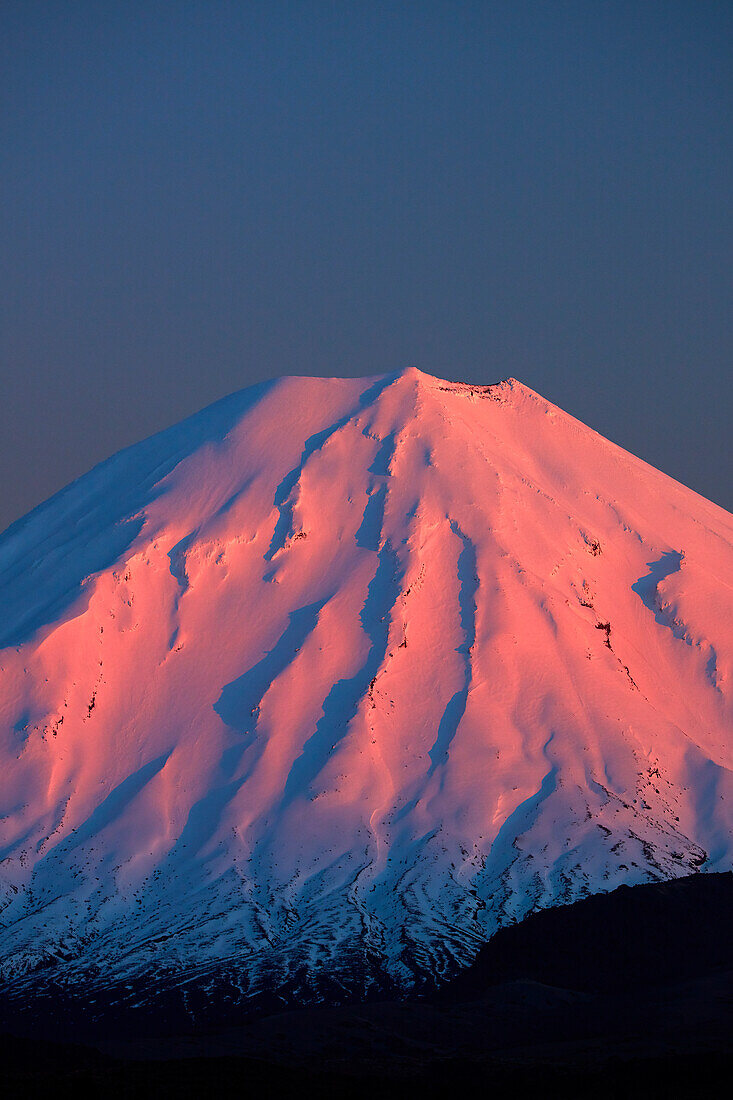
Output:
[1, 1, 731, 530]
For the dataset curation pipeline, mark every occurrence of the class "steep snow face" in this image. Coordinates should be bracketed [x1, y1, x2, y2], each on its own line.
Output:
[0, 368, 731, 1004]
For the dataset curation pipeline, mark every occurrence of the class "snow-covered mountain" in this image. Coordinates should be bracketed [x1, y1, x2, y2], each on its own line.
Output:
[0, 368, 731, 1011]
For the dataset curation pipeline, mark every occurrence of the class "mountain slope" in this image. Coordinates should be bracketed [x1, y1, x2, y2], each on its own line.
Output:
[4, 873, 732, 1094]
[0, 367, 731, 1009]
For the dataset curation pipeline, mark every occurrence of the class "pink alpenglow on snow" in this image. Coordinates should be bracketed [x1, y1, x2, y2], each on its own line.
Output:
[0, 368, 731, 1003]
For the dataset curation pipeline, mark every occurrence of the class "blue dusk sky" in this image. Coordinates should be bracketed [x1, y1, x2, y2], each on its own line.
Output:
[1, 0, 731, 530]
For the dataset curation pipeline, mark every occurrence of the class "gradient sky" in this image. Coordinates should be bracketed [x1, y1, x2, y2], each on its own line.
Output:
[2, 0, 731, 533]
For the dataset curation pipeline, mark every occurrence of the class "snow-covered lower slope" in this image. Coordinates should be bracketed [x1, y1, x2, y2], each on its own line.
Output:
[0, 368, 731, 1008]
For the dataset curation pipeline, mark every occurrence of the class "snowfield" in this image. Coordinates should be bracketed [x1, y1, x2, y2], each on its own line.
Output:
[0, 367, 731, 1009]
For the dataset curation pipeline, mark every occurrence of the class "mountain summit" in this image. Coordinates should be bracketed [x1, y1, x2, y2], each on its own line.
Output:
[0, 368, 731, 1010]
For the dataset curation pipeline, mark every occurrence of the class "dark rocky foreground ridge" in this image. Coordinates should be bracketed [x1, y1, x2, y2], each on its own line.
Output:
[2, 871, 731, 1097]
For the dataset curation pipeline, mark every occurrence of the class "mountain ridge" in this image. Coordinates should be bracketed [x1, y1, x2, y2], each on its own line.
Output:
[0, 367, 730, 1012]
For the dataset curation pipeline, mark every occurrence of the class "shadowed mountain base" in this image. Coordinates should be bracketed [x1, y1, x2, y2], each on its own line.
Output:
[2, 872, 731, 1097]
